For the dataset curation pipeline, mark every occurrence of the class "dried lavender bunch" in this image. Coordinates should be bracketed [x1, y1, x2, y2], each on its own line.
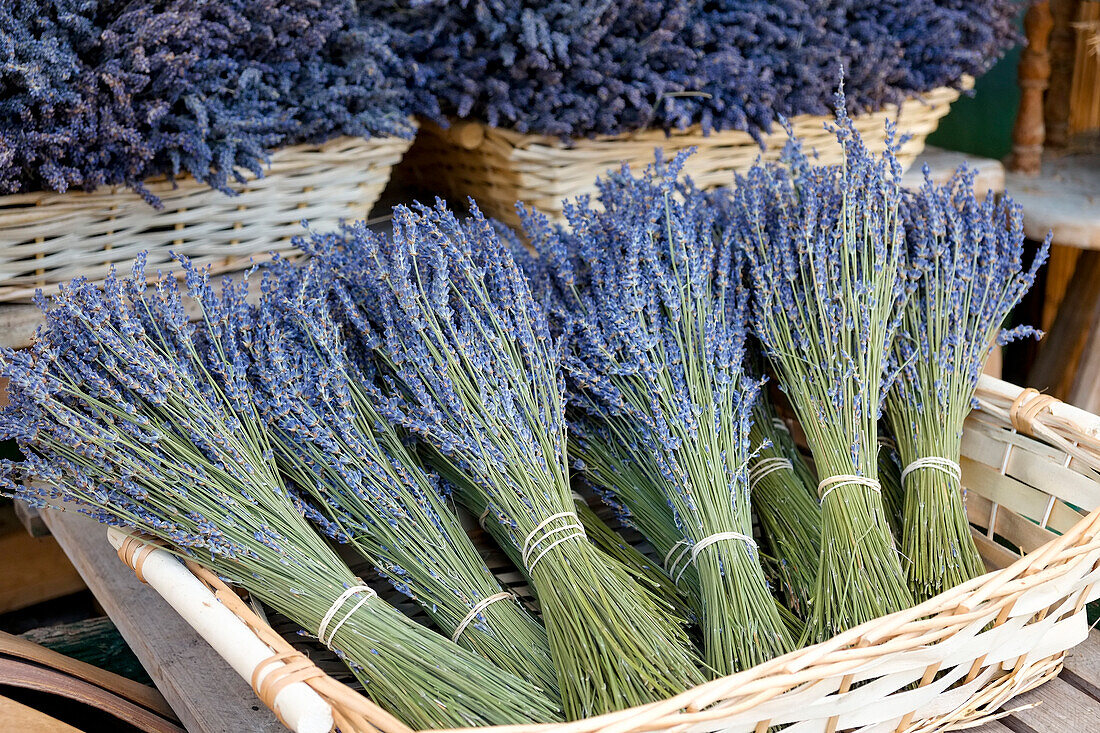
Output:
[886, 168, 1049, 602]
[246, 262, 559, 699]
[367, 0, 1019, 139]
[445, 464, 692, 620]
[0, 1, 414, 201]
[0, 260, 560, 728]
[727, 103, 914, 641]
[524, 159, 793, 675]
[506, 213, 692, 617]
[299, 206, 704, 719]
[748, 390, 820, 617]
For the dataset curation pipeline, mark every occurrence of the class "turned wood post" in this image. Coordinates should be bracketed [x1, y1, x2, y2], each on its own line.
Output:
[1044, 0, 1081, 147]
[1009, 1, 1055, 174]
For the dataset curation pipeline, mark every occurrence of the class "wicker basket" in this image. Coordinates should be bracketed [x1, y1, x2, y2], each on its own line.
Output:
[116, 374, 1100, 733]
[400, 86, 962, 230]
[0, 134, 414, 303]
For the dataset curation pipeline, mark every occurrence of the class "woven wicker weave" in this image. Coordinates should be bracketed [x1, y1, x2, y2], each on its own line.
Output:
[0, 134, 414, 303]
[117, 374, 1100, 733]
[400, 86, 962, 230]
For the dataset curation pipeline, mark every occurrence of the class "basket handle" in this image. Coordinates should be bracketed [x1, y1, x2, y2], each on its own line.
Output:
[108, 529, 335, 733]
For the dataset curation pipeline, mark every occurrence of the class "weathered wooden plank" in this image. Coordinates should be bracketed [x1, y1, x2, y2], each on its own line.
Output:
[42, 508, 284, 733]
[1062, 629, 1100, 702]
[0, 693, 83, 733]
[968, 720, 1018, 733]
[998, 676, 1099, 732]
[1004, 154, 1100, 250]
[0, 513, 86, 614]
[1027, 249, 1100, 402]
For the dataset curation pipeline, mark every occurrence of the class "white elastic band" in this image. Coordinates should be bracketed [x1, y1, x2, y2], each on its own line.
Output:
[571, 492, 586, 503]
[749, 457, 794, 492]
[689, 532, 758, 565]
[771, 417, 790, 434]
[317, 584, 376, 648]
[664, 540, 692, 585]
[522, 512, 585, 573]
[451, 592, 515, 643]
[901, 456, 961, 485]
[817, 474, 882, 503]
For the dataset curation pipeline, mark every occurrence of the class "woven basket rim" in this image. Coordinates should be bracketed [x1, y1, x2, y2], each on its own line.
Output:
[420, 81, 970, 150]
[0, 129, 417, 207]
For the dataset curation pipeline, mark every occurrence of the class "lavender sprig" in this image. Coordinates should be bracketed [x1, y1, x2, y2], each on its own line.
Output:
[727, 100, 914, 640]
[886, 168, 1049, 601]
[246, 261, 559, 699]
[0, 260, 560, 728]
[299, 205, 704, 719]
[525, 159, 794, 675]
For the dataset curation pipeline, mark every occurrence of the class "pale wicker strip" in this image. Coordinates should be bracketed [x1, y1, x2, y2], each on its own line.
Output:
[124, 374, 1100, 733]
[402, 86, 963, 230]
[0, 132, 415, 302]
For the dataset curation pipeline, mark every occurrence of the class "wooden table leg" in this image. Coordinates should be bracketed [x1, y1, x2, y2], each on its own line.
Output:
[1028, 249, 1100, 411]
[1009, 1, 1055, 175]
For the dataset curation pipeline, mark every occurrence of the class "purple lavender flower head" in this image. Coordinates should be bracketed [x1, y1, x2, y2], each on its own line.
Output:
[723, 96, 912, 475]
[366, 0, 1021, 139]
[888, 164, 1050, 428]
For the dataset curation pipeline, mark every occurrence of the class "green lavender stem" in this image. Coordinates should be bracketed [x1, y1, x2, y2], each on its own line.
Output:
[748, 402, 821, 617]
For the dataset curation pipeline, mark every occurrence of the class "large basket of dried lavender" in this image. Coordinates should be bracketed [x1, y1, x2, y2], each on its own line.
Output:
[384, 0, 1019, 230]
[400, 87, 959, 231]
[0, 1, 419, 303]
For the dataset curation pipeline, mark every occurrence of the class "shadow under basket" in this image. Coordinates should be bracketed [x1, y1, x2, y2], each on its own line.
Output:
[113, 374, 1100, 733]
[0, 133, 415, 303]
[399, 85, 962, 231]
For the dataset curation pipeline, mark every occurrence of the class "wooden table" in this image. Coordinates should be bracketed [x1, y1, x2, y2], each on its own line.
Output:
[1014, 153, 1100, 413]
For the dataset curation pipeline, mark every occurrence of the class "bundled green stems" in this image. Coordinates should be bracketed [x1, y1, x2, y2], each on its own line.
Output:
[885, 166, 1048, 602]
[748, 397, 821, 617]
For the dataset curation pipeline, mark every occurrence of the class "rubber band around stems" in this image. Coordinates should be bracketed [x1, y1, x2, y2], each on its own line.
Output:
[771, 417, 790, 434]
[664, 540, 692, 585]
[451, 592, 515, 643]
[521, 512, 586, 573]
[667, 532, 759, 584]
[317, 584, 376, 648]
[749, 456, 794, 492]
[901, 456, 961, 485]
[817, 475, 882, 504]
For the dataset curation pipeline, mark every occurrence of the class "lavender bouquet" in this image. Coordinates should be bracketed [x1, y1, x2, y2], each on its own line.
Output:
[886, 168, 1049, 601]
[245, 262, 559, 698]
[524, 161, 793, 675]
[728, 105, 914, 640]
[0, 261, 560, 728]
[300, 206, 704, 719]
